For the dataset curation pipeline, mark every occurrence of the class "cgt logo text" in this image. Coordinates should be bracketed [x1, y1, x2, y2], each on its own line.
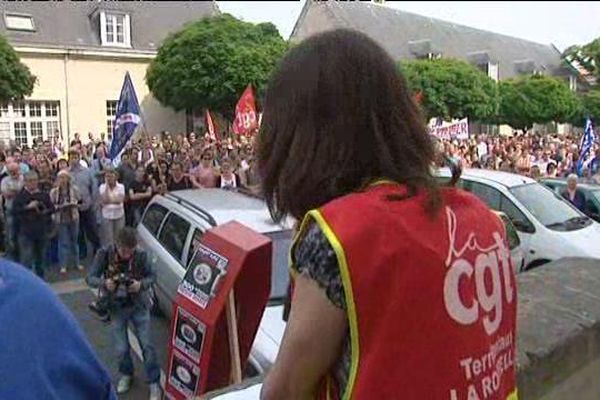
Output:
[443, 207, 515, 336]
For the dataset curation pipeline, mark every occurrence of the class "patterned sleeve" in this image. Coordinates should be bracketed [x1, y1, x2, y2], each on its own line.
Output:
[294, 222, 347, 310]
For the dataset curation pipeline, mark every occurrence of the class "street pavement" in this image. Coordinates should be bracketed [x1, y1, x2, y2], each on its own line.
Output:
[48, 264, 172, 400]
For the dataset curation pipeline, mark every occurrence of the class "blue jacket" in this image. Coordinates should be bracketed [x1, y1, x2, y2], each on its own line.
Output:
[0, 260, 116, 400]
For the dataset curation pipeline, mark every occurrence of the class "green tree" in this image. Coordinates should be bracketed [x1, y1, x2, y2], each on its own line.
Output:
[498, 74, 580, 130]
[146, 15, 287, 118]
[564, 37, 600, 81]
[398, 58, 498, 122]
[581, 89, 600, 121]
[0, 35, 35, 102]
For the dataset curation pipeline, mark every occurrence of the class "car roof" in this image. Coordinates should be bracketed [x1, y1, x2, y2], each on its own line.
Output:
[541, 178, 600, 190]
[437, 168, 536, 188]
[164, 189, 294, 234]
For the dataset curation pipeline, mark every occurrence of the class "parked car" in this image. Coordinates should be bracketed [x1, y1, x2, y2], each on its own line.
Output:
[136, 188, 293, 374]
[493, 211, 525, 273]
[436, 168, 600, 270]
[540, 178, 600, 222]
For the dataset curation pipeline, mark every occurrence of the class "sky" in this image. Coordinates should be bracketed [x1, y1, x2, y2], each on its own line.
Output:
[216, 1, 600, 51]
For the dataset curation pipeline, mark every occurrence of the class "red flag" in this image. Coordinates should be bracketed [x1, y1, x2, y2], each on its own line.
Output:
[206, 109, 218, 140]
[232, 85, 258, 136]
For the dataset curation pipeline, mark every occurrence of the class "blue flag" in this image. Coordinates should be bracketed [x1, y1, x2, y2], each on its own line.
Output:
[576, 118, 597, 176]
[109, 72, 141, 160]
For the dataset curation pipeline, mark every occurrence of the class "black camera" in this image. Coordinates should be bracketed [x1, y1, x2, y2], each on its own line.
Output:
[113, 272, 134, 301]
[88, 265, 134, 322]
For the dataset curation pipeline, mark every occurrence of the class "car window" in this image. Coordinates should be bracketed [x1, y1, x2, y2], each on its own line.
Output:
[186, 229, 205, 267]
[267, 230, 293, 303]
[499, 194, 534, 233]
[141, 203, 168, 236]
[510, 183, 583, 227]
[158, 212, 191, 265]
[461, 180, 501, 210]
[498, 214, 520, 250]
[586, 192, 600, 215]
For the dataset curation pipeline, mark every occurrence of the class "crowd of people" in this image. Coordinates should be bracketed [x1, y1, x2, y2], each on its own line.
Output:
[437, 131, 600, 181]
[0, 130, 260, 280]
[1, 126, 598, 280]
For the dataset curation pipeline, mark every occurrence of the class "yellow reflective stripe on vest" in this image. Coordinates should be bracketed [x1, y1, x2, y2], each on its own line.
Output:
[308, 209, 360, 400]
[289, 210, 318, 277]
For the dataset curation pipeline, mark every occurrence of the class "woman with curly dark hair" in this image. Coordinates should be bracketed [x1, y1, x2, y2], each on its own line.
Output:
[259, 29, 517, 400]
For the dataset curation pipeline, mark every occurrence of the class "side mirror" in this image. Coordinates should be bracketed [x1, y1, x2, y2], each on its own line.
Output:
[512, 219, 534, 234]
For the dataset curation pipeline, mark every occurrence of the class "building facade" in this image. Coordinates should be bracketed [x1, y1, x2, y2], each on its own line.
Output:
[0, 2, 218, 147]
[291, 0, 586, 135]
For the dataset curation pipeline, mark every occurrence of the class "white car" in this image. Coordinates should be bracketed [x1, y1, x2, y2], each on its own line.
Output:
[136, 188, 293, 376]
[493, 211, 525, 273]
[437, 168, 600, 270]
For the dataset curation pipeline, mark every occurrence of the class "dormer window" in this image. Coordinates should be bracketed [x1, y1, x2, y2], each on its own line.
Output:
[4, 13, 35, 32]
[100, 11, 131, 47]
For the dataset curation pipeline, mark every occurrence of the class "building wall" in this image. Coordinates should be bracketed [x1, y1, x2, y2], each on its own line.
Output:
[17, 51, 185, 144]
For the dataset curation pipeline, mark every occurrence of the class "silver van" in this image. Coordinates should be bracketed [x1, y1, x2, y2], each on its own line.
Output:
[136, 189, 293, 320]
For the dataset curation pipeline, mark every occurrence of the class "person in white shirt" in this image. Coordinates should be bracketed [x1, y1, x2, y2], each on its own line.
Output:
[99, 169, 125, 247]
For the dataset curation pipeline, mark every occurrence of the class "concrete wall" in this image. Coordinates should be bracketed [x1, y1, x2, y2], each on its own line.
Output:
[18, 51, 186, 143]
[204, 258, 600, 399]
[516, 258, 600, 399]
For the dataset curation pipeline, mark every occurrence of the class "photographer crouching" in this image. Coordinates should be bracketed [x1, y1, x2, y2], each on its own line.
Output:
[86, 227, 161, 400]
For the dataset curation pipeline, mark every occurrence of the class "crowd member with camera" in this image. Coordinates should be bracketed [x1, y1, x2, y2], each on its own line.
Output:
[86, 227, 161, 399]
[12, 171, 54, 279]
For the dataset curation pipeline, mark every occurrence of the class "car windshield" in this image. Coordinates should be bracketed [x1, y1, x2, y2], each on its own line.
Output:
[510, 183, 584, 227]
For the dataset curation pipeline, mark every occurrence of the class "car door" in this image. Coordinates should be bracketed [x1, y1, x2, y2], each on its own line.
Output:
[461, 179, 536, 266]
[139, 203, 170, 300]
[156, 211, 193, 307]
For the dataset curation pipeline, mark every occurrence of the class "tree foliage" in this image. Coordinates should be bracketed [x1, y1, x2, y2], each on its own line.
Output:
[0, 35, 35, 102]
[399, 58, 498, 122]
[146, 14, 287, 117]
[498, 74, 580, 130]
[581, 89, 600, 121]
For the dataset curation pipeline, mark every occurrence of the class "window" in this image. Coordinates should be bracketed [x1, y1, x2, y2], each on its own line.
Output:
[497, 214, 520, 251]
[30, 121, 43, 142]
[141, 204, 168, 236]
[106, 100, 118, 135]
[46, 121, 59, 141]
[510, 183, 582, 228]
[5, 14, 35, 31]
[158, 213, 191, 264]
[29, 102, 42, 117]
[14, 122, 27, 146]
[0, 122, 10, 145]
[0, 101, 61, 146]
[461, 180, 501, 210]
[13, 103, 25, 118]
[190, 229, 204, 258]
[499, 194, 534, 233]
[101, 12, 131, 47]
[45, 101, 58, 117]
[106, 100, 118, 117]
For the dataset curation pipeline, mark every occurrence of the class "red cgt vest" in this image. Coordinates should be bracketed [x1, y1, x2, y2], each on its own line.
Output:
[293, 183, 518, 400]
